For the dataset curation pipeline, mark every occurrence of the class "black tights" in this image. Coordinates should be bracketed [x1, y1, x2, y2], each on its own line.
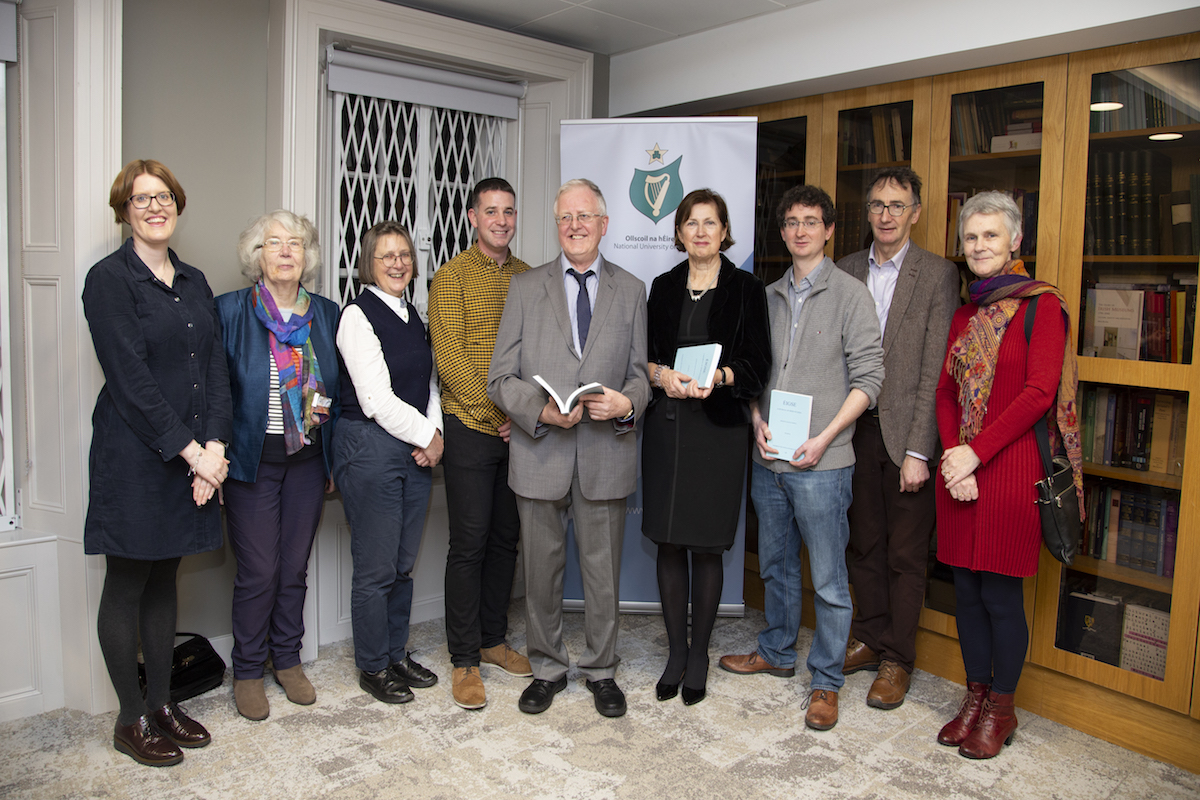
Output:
[657, 543, 723, 691]
[952, 567, 1028, 695]
[97, 555, 180, 725]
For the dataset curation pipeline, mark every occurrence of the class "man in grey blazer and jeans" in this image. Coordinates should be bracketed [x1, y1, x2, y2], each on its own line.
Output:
[720, 184, 883, 732]
[488, 178, 650, 718]
[837, 167, 958, 710]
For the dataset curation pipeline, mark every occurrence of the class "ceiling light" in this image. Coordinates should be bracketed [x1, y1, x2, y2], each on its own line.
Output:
[1090, 102, 1124, 112]
[1149, 132, 1184, 141]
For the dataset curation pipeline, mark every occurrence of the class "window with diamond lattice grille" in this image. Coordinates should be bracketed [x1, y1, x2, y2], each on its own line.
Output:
[330, 92, 505, 315]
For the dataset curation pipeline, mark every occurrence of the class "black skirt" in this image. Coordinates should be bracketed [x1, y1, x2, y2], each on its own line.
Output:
[641, 291, 748, 553]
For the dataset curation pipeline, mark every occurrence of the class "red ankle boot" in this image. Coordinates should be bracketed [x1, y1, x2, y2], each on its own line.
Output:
[958, 690, 1017, 759]
[937, 682, 989, 746]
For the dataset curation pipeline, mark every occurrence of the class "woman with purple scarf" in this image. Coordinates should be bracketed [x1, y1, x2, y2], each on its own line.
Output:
[934, 191, 1082, 759]
[215, 210, 341, 721]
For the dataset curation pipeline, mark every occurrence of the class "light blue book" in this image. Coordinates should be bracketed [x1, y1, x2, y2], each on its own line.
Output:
[673, 342, 723, 388]
[765, 389, 812, 461]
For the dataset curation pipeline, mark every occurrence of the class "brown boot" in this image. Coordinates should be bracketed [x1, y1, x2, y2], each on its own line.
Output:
[937, 682, 990, 746]
[958, 690, 1017, 759]
[233, 677, 270, 721]
[273, 664, 317, 705]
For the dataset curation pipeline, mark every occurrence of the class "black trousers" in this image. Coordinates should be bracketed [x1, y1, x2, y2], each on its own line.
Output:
[442, 414, 522, 667]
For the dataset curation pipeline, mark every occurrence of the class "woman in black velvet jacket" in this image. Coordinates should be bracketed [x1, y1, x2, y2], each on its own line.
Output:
[643, 188, 771, 706]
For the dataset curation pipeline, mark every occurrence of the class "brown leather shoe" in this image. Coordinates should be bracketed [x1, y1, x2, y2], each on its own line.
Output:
[804, 689, 839, 731]
[718, 652, 795, 677]
[938, 682, 990, 746]
[113, 715, 184, 767]
[959, 691, 1017, 759]
[273, 664, 317, 705]
[452, 666, 487, 710]
[233, 677, 270, 721]
[150, 703, 211, 748]
[842, 637, 881, 675]
[866, 660, 911, 710]
[480, 643, 533, 677]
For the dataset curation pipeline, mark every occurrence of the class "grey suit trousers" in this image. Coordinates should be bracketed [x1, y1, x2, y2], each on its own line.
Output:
[516, 465, 624, 683]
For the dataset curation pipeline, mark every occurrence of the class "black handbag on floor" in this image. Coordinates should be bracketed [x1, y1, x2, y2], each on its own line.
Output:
[139, 631, 226, 703]
[1024, 295, 1080, 566]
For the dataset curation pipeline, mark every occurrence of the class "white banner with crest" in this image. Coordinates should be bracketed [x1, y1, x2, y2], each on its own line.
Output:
[559, 117, 758, 614]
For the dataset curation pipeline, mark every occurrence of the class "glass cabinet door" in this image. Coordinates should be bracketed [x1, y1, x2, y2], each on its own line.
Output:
[1035, 35, 1200, 714]
[820, 80, 932, 263]
[832, 100, 914, 261]
[1077, 58, 1200, 365]
[756, 115, 811, 287]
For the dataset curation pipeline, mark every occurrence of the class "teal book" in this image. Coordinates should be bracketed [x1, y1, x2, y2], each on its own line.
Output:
[765, 390, 813, 462]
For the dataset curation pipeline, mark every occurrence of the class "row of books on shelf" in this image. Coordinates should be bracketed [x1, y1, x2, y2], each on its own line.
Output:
[945, 189, 1038, 257]
[1081, 386, 1186, 474]
[837, 108, 908, 166]
[1081, 285, 1196, 363]
[1079, 481, 1178, 578]
[950, 93, 1042, 156]
[834, 202, 868, 259]
[1083, 149, 1175, 256]
[1088, 63, 1200, 134]
[1057, 588, 1170, 680]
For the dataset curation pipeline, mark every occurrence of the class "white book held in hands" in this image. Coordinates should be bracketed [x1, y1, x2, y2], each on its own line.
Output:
[533, 375, 604, 414]
[765, 389, 813, 461]
[672, 343, 723, 388]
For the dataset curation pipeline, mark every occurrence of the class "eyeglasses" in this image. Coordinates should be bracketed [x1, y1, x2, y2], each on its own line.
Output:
[866, 201, 918, 217]
[554, 212, 602, 226]
[259, 238, 304, 252]
[783, 218, 825, 231]
[374, 252, 414, 266]
[128, 192, 176, 209]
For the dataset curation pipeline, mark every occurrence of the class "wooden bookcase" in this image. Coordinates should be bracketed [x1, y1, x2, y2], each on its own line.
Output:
[731, 32, 1200, 772]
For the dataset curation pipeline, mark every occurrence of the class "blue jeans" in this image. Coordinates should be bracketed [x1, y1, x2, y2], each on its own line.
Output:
[333, 419, 433, 672]
[751, 462, 853, 692]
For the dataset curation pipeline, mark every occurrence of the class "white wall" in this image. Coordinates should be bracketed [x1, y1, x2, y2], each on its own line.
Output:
[123, 0, 269, 297]
[609, 0, 1200, 116]
[122, 0, 272, 644]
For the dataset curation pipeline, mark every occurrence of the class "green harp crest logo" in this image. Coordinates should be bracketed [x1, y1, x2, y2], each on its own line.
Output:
[630, 155, 683, 224]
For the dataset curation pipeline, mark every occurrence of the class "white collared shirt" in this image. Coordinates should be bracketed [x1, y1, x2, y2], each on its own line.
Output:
[866, 238, 910, 336]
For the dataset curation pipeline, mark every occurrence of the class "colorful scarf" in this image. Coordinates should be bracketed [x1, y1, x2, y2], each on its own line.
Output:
[252, 282, 329, 455]
[944, 260, 1084, 514]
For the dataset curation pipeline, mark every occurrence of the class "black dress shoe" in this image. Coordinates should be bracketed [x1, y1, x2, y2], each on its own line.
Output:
[585, 678, 627, 718]
[656, 667, 683, 701]
[113, 715, 184, 767]
[150, 703, 211, 748]
[518, 676, 567, 714]
[359, 668, 414, 704]
[391, 655, 438, 689]
[681, 685, 706, 706]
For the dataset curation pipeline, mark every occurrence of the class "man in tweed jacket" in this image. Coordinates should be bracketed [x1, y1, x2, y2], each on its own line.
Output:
[837, 167, 959, 711]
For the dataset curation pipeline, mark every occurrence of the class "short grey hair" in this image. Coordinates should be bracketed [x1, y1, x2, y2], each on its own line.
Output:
[237, 209, 322, 285]
[553, 178, 607, 218]
[959, 191, 1022, 244]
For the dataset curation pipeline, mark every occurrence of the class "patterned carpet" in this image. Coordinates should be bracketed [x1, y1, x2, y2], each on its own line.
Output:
[2, 602, 1197, 799]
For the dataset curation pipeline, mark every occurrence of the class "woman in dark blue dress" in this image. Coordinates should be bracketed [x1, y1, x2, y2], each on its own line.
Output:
[83, 160, 232, 766]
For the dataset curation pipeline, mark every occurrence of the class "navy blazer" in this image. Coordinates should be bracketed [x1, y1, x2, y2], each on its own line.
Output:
[646, 255, 772, 427]
[83, 238, 233, 559]
[214, 287, 341, 483]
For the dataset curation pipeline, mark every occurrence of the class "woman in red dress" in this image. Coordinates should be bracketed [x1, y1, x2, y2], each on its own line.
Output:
[934, 191, 1081, 759]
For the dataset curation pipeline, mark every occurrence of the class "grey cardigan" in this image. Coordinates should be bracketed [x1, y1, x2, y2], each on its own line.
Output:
[755, 257, 885, 473]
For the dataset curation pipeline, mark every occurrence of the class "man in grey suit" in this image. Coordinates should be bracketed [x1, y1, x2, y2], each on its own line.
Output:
[837, 167, 959, 710]
[487, 178, 650, 718]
